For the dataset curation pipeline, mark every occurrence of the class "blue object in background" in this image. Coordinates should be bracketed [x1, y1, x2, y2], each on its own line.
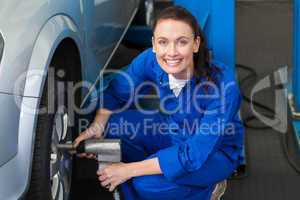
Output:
[290, 0, 300, 151]
[174, 0, 235, 70]
[294, 0, 300, 111]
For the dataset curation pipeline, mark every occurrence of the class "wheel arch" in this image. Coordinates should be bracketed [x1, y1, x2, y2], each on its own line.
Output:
[22, 14, 84, 98]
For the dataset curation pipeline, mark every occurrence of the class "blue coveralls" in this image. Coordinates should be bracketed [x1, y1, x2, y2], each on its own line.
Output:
[99, 48, 244, 200]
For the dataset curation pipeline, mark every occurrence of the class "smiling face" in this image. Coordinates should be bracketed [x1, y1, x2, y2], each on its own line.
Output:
[152, 19, 200, 79]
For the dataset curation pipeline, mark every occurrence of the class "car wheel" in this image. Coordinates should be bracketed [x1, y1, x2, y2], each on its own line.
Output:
[26, 45, 81, 200]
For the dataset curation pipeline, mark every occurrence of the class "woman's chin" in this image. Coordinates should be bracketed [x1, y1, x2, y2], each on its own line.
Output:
[162, 66, 182, 74]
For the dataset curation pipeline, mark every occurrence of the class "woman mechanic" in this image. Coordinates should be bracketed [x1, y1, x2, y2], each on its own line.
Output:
[74, 6, 244, 200]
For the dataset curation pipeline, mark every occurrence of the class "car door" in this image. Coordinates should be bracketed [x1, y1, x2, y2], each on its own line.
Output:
[83, 0, 138, 88]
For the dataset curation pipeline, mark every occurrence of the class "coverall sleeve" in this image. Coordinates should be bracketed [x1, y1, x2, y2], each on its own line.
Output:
[99, 49, 152, 111]
[156, 82, 242, 181]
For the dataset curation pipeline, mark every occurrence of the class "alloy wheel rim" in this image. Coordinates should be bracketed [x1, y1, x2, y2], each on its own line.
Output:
[50, 108, 72, 200]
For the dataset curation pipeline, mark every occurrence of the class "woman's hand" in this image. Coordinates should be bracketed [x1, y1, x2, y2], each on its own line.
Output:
[73, 108, 112, 159]
[73, 122, 104, 159]
[97, 158, 162, 191]
[97, 163, 132, 192]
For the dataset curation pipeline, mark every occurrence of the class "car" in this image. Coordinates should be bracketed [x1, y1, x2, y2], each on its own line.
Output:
[0, 0, 159, 199]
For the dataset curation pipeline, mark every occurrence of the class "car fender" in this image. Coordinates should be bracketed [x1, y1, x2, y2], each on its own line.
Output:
[22, 14, 84, 98]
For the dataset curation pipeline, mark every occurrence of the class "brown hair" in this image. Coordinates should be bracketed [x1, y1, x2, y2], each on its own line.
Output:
[152, 6, 220, 84]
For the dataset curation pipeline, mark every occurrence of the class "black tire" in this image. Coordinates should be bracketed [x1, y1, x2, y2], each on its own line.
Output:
[26, 79, 54, 199]
[26, 43, 81, 200]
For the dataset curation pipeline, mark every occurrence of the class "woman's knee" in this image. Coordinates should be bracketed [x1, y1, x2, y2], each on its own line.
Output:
[175, 151, 237, 187]
[132, 175, 160, 196]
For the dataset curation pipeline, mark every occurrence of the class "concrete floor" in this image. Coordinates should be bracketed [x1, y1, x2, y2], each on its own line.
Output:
[72, 1, 300, 200]
[225, 1, 300, 200]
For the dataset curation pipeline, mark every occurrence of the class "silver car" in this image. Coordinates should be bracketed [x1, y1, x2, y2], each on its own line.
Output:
[0, 0, 155, 199]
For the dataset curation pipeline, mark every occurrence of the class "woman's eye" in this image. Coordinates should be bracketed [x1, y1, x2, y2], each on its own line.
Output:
[158, 40, 167, 45]
[179, 40, 188, 46]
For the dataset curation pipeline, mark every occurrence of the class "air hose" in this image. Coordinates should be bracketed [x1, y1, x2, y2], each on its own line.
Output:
[236, 63, 300, 174]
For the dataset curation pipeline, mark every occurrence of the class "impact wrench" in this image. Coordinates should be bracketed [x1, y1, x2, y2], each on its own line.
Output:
[57, 139, 122, 200]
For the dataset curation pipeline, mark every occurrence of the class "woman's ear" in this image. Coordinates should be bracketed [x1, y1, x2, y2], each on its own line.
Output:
[152, 37, 156, 53]
[193, 36, 201, 53]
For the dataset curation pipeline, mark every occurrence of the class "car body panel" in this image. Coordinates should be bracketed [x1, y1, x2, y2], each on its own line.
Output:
[0, 0, 84, 95]
[83, 0, 137, 84]
[0, 96, 39, 200]
[0, 93, 21, 167]
[0, 0, 137, 96]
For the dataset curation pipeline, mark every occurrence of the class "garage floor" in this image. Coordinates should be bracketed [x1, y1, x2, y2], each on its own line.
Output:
[72, 1, 300, 200]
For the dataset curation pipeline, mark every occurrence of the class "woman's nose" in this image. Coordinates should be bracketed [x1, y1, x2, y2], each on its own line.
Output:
[166, 43, 178, 56]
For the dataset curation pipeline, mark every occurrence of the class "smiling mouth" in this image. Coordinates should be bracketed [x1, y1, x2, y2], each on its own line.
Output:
[164, 59, 183, 67]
